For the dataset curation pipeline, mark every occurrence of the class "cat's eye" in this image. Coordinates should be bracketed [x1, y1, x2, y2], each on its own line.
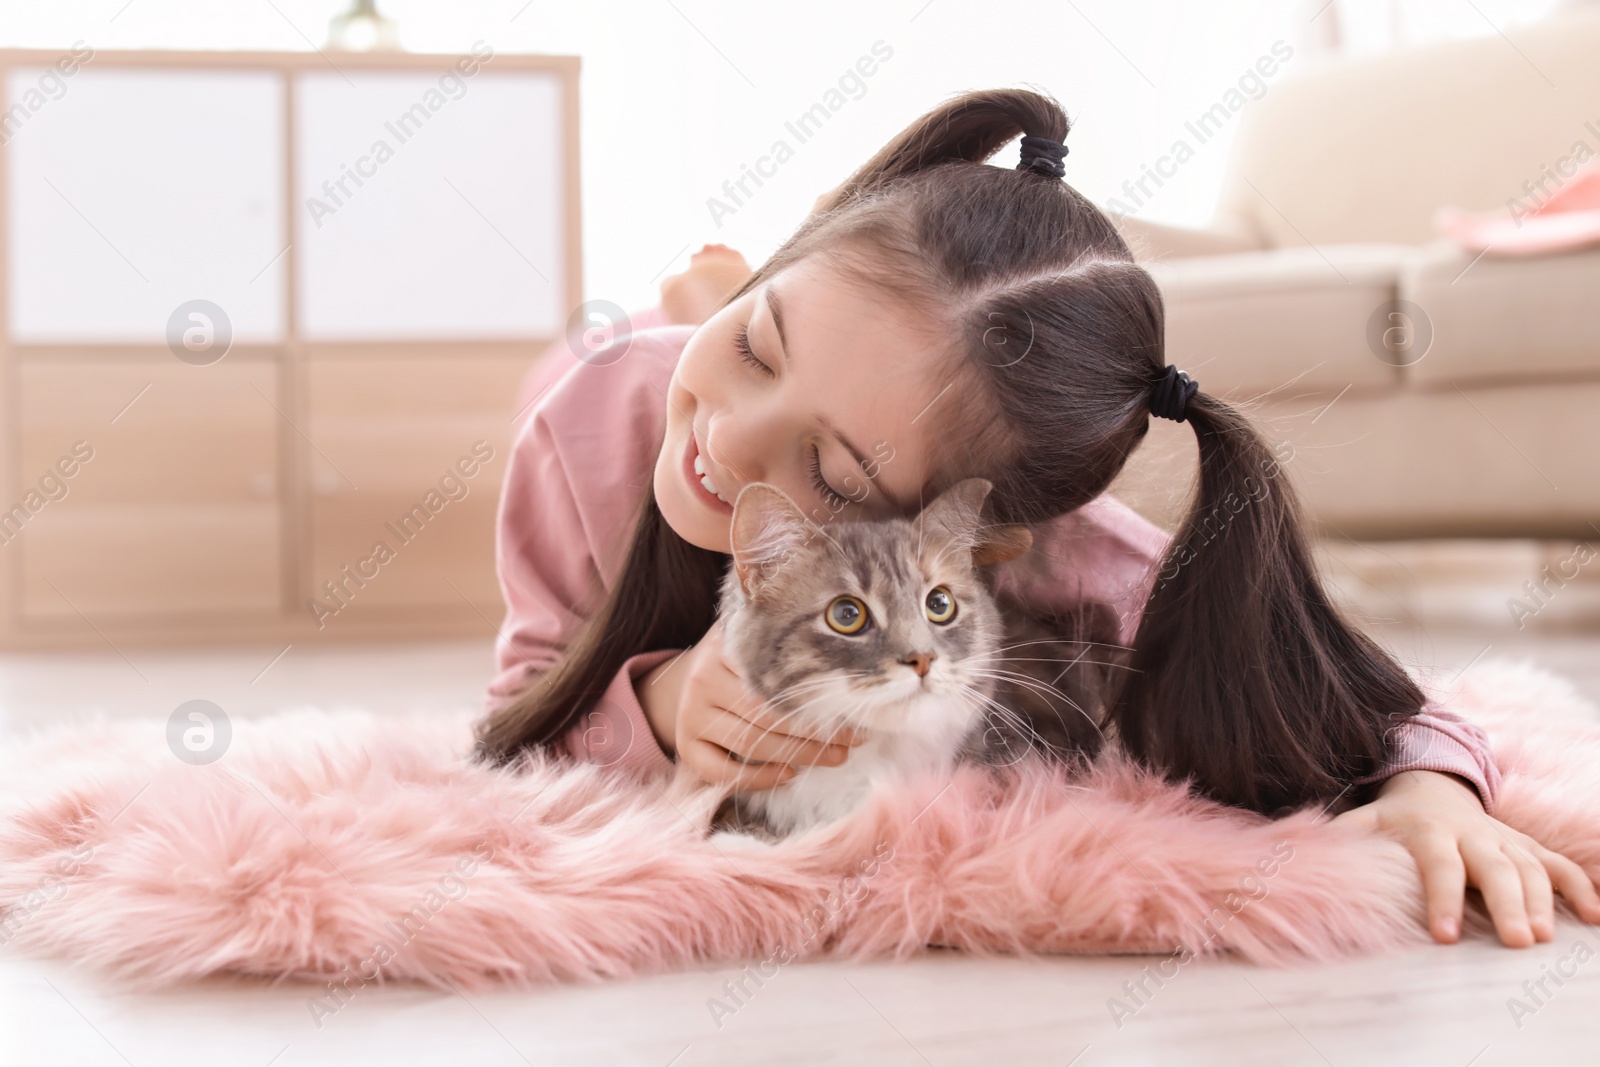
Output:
[925, 586, 957, 624]
[825, 596, 869, 635]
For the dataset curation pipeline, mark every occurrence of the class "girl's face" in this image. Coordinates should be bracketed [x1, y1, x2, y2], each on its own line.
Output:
[655, 254, 954, 554]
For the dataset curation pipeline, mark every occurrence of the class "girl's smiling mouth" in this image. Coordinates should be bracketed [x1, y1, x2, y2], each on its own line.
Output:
[684, 430, 733, 512]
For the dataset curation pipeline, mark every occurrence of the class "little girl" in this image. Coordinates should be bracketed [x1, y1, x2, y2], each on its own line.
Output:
[476, 89, 1600, 949]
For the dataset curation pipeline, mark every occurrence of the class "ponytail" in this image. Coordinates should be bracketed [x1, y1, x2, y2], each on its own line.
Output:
[1106, 393, 1424, 814]
[817, 89, 1069, 210]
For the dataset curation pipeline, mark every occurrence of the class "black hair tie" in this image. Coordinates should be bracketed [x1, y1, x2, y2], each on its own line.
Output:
[1149, 365, 1200, 423]
[1016, 134, 1067, 179]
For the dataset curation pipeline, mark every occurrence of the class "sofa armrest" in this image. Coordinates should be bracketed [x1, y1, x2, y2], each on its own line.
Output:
[1147, 244, 1411, 393]
[1113, 215, 1264, 262]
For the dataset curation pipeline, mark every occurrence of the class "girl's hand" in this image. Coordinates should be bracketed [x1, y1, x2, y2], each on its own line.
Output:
[1331, 769, 1600, 947]
[637, 619, 863, 791]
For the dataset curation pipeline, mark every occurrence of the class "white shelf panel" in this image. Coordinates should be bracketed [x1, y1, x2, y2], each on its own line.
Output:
[294, 70, 565, 341]
[6, 68, 285, 344]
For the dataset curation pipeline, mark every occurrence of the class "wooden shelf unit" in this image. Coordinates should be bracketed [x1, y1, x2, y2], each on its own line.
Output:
[0, 48, 582, 649]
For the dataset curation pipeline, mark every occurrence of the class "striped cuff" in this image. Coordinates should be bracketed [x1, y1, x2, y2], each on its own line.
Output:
[1352, 705, 1503, 814]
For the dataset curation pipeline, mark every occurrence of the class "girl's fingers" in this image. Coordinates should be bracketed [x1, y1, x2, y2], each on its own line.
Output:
[707, 712, 851, 769]
[712, 688, 865, 752]
[709, 647, 866, 748]
[1463, 839, 1535, 947]
[700, 704, 852, 769]
[1538, 847, 1600, 924]
[729, 698, 866, 749]
[1412, 835, 1468, 943]
[729, 710, 857, 758]
[1510, 841, 1557, 942]
[680, 737, 795, 792]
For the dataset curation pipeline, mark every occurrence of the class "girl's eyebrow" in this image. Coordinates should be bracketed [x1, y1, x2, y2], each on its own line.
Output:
[765, 286, 790, 365]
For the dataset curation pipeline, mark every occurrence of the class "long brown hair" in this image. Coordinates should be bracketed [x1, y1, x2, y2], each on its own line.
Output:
[476, 87, 1423, 815]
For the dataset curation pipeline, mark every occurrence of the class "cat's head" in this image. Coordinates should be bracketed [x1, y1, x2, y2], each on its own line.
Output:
[718, 479, 1032, 738]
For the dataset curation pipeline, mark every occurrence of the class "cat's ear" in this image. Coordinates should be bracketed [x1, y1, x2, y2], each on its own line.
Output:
[730, 482, 814, 596]
[919, 478, 1033, 567]
[971, 523, 1033, 566]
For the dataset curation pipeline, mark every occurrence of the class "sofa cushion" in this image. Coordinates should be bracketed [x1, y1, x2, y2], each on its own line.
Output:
[1213, 8, 1600, 249]
[1401, 241, 1600, 385]
[1146, 245, 1408, 392]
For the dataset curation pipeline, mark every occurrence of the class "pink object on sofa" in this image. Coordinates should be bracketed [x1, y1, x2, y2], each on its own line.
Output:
[489, 324, 1502, 810]
[1435, 157, 1600, 256]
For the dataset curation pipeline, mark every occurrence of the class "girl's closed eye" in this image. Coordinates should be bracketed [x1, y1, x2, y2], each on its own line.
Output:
[734, 324, 771, 376]
[809, 444, 849, 510]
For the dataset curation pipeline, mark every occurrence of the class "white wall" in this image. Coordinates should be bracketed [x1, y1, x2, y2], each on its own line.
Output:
[0, 0, 1566, 313]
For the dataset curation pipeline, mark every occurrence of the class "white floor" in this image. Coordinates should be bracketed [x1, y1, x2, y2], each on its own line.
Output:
[3, 593, 1599, 1064]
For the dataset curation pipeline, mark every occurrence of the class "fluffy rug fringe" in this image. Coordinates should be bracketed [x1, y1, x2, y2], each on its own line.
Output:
[1, 657, 1595, 989]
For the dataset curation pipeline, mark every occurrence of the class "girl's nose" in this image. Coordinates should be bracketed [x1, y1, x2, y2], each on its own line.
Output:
[705, 409, 774, 486]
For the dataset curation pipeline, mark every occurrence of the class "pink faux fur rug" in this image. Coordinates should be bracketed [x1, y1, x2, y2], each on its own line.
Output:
[1, 658, 1597, 991]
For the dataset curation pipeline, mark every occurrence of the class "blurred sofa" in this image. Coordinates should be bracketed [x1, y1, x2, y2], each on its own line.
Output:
[1107, 7, 1600, 540]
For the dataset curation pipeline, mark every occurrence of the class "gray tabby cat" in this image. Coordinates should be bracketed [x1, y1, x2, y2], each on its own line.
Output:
[714, 478, 1120, 839]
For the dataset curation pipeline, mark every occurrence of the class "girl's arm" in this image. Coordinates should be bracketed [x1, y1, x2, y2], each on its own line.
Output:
[1007, 492, 1600, 948]
[1348, 701, 1503, 812]
[487, 331, 687, 779]
[998, 491, 1502, 811]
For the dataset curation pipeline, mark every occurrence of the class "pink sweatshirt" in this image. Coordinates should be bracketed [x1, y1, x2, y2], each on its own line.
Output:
[487, 321, 1504, 813]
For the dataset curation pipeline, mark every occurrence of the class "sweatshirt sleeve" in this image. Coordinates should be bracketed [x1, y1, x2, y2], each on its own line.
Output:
[556, 651, 680, 778]
[1352, 700, 1503, 814]
[485, 327, 693, 781]
[997, 492, 1502, 812]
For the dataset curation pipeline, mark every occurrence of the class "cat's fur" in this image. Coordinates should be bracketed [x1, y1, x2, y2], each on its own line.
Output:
[713, 479, 1122, 839]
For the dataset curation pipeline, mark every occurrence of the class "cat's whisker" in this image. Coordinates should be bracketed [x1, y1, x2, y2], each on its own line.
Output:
[983, 637, 1134, 656]
[834, 693, 876, 733]
[960, 671, 1088, 723]
[951, 682, 1023, 725]
[962, 667, 1106, 734]
[957, 678, 1108, 749]
[722, 676, 876, 758]
[766, 675, 865, 702]
[766, 672, 871, 698]
[967, 643, 1142, 678]
[1002, 637, 1098, 685]
[720, 701, 829, 756]
[965, 666, 1085, 705]
[953, 683, 1067, 754]
[967, 652, 1136, 673]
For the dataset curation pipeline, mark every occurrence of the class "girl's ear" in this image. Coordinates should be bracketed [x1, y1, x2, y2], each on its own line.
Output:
[918, 478, 1033, 567]
[730, 483, 813, 595]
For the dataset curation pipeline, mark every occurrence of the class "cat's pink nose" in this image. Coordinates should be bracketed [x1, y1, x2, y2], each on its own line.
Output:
[900, 651, 937, 678]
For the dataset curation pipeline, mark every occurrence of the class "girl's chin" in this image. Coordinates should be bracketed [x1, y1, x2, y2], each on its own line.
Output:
[654, 465, 732, 554]
[679, 515, 733, 555]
